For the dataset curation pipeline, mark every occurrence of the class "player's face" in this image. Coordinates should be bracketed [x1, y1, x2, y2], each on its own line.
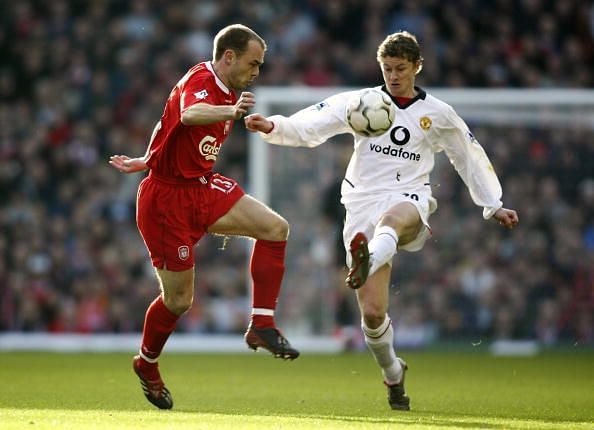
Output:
[228, 40, 265, 90]
[380, 57, 420, 98]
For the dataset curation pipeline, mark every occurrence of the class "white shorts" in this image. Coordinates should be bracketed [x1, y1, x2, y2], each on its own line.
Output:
[343, 191, 437, 268]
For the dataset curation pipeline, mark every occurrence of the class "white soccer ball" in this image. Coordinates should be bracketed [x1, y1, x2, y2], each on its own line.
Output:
[346, 89, 395, 137]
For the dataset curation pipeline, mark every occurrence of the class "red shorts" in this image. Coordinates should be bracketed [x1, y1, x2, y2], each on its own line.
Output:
[136, 171, 245, 271]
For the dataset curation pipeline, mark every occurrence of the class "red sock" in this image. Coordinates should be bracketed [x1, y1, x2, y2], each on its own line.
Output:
[139, 296, 179, 368]
[250, 240, 286, 328]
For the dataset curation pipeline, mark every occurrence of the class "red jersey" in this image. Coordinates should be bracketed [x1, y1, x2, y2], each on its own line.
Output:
[145, 61, 237, 179]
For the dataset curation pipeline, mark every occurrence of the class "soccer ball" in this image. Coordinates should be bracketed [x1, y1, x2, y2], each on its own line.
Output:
[346, 89, 395, 137]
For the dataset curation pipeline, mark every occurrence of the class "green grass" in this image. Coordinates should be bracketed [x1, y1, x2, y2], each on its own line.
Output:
[0, 351, 592, 429]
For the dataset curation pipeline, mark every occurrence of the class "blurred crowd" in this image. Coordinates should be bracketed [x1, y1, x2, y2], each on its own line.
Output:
[0, 0, 592, 347]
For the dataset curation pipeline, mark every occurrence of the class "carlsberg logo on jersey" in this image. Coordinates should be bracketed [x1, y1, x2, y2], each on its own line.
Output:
[198, 135, 221, 161]
[368, 126, 421, 162]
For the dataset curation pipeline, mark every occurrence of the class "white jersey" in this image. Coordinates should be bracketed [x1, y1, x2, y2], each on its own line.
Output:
[259, 86, 503, 219]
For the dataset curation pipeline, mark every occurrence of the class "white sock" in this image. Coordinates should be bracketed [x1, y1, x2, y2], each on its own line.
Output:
[368, 226, 398, 276]
[362, 315, 403, 384]
[139, 350, 158, 364]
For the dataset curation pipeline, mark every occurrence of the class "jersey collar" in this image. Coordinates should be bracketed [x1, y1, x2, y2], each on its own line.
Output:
[205, 61, 231, 94]
[381, 85, 426, 109]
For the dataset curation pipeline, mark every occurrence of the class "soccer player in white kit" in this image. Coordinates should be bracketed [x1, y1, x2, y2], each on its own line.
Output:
[245, 31, 519, 410]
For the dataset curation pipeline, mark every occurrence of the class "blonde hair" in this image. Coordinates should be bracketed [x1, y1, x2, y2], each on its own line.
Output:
[377, 31, 423, 73]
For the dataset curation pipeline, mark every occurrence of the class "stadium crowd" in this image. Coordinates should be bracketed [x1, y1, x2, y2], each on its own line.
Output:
[0, 0, 592, 347]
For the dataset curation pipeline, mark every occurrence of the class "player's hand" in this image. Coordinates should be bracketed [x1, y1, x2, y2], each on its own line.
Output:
[108, 155, 148, 173]
[493, 207, 519, 228]
[233, 92, 255, 120]
[244, 113, 274, 133]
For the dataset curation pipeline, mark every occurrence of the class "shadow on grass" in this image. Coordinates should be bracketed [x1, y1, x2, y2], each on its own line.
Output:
[4, 401, 591, 428]
[183, 410, 506, 429]
[0, 406, 507, 429]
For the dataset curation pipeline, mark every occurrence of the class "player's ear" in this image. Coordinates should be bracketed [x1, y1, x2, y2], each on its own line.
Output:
[224, 49, 235, 65]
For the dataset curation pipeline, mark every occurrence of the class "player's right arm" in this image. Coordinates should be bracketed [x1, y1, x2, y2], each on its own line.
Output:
[245, 92, 353, 148]
[108, 120, 164, 173]
[181, 92, 255, 125]
[108, 155, 148, 173]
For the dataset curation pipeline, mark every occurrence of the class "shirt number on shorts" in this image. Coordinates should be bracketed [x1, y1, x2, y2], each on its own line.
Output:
[403, 192, 419, 201]
[210, 177, 236, 194]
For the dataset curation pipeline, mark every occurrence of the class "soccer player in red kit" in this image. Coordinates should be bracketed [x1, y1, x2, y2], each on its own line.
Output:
[109, 24, 298, 410]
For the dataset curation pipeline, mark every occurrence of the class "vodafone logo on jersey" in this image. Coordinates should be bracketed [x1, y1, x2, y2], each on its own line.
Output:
[368, 126, 421, 161]
[198, 135, 221, 161]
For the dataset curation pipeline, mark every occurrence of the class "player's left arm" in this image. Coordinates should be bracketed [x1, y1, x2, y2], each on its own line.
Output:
[438, 106, 518, 227]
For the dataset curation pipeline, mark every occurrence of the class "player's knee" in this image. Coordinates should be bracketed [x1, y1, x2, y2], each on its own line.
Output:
[267, 216, 289, 241]
[378, 212, 405, 231]
[361, 306, 387, 330]
[163, 292, 193, 315]
[379, 213, 420, 243]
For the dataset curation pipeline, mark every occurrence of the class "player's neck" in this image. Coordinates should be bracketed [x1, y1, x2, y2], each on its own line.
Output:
[387, 86, 416, 100]
[395, 87, 417, 99]
[211, 60, 232, 90]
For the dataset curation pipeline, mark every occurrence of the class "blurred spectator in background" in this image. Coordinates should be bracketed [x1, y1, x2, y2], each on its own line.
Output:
[0, 1, 593, 348]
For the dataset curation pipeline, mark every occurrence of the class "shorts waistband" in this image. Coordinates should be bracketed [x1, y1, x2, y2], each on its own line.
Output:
[148, 171, 211, 186]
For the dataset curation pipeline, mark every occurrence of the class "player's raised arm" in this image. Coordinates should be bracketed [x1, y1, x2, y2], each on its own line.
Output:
[245, 93, 353, 148]
[182, 91, 255, 125]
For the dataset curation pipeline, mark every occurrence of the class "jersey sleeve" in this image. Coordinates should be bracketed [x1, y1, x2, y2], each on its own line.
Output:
[180, 75, 218, 112]
[437, 105, 503, 219]
[259, 92, 354, 147]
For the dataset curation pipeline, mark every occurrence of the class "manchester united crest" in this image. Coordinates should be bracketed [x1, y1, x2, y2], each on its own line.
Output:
[420, 116, 432, 130]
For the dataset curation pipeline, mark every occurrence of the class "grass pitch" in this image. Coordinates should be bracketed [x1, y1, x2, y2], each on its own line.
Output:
[0, 350, 592, 429]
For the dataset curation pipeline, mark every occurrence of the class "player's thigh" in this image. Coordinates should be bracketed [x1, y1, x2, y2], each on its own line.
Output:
[380, 201, 423, 246]
[356, 264, 391, 324]
[137, 178, 199, 271]
[207, 194, 288, 241]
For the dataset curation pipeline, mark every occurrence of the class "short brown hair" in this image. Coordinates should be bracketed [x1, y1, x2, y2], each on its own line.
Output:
[377, 31, 423, 65]
[213, 24, 266, 61]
